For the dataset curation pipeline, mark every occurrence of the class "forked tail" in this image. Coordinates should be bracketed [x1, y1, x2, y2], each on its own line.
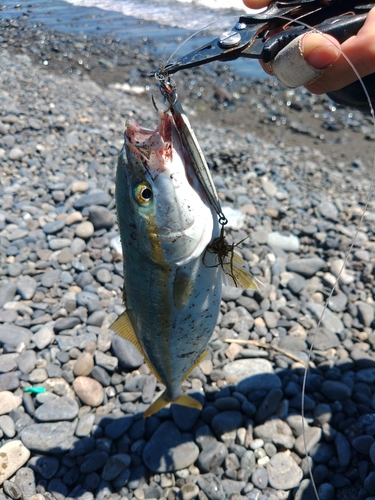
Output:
[143, 392, 202, 418]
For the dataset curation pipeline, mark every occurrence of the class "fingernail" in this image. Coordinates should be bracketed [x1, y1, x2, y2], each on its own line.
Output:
[305, 45, 340, 69]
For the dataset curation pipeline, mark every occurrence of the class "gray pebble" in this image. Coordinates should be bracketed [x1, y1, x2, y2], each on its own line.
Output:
[197, 473, 226, 500]
[48, 478, 68, 500]
[111, 335, 144, 369]
[20, 421, 76, 453]
[317, 483, 335, 500]
[69, 436, 96, 457]
[255, 388, 283, 423]
[286, 257, 325, 277]
[211, 411, 243, 439]
[88, 205, 115, 229]
[0, 282, 17, 307]
[318, 201, 338, 220]
[14, 467, 36, 500]
[142, 420, 199, 472]
[197, 440, 228, 472]
[267, 452, 303, 490]
[180, 483, 200, 500]
[29, 455, 60, 479]
[267, 231, 300, 251]
[0, 415, 16, 438]
[95, 350, 118, 372]
[334, 432, 351, 467]
[306, 302, 344, 334]
[357, 301, 374, 327]
[104, 415, 133, 439]
[34, 396, 79, 422]
[352, 435, 375, 455]
[254, 419, 295, 449]
[80, 451, 109, 473]
[3, 480, 22, 499]
[0, 354, 18, 373]
[16, 276, 37, 300]
[328, 293, 348, 312]
[74, 191, 111, 208]
[294, 426, 322, 455]
[251, 467, 268, 489]
[171, 396, 202, 431]
[91, 365, 111, 386]
[17, 350, 36, 374]
[43, 219, 66, 234]
[321, 380, 351, 400]
[102, 453, 131, 481]
[41, 269, 61, 288]
[75, 413, 95, 437]
[0, 324, 30, 348]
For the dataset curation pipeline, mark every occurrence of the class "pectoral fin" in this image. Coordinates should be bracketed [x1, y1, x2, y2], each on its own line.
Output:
[110, 311, 162, 383]
[143, 391, 202, 418]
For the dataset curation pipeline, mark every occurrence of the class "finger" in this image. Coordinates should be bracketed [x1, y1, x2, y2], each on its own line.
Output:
[269, 33, 340, 88]
[242, 0, 270, 8]
[305, 7, 375, 94]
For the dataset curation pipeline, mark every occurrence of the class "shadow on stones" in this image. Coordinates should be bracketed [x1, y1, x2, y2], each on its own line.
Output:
[15, 360, 375, 500]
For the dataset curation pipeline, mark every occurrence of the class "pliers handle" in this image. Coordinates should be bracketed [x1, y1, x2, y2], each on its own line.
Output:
[158, 0, 373, 75]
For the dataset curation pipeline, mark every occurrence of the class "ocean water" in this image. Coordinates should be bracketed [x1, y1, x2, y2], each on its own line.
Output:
[1, 0, 264, 78]
[64, 0, 257, 30]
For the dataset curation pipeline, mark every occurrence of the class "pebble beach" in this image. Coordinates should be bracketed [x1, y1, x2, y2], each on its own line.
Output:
[1, 6, 375, 500]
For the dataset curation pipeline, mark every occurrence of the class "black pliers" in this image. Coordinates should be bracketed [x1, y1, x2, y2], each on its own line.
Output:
[159, 0, 373, 75]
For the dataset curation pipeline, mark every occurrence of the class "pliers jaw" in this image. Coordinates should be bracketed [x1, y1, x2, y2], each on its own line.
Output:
[161, 21, 269, 76]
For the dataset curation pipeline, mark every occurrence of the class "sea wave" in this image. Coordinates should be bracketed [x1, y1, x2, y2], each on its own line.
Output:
[64, 0, 256, 30]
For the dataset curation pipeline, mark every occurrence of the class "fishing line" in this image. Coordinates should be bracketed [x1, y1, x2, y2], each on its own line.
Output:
[163, 16, 239, 68]
[153, 11, 375, 499]
[277, 14, 375, 500]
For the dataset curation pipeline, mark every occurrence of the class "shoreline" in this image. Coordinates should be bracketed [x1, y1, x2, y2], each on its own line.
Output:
[1, 9, 374, 170]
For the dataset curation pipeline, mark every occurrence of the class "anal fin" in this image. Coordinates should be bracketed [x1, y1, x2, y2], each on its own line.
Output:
[110, 311, 162, 383]
[183, 350, 208, 381]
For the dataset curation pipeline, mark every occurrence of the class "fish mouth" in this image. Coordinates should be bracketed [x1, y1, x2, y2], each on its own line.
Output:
[125, 112, 173, 172]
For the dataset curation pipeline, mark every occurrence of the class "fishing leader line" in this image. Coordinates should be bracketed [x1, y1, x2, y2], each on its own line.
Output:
[276, 14, 375, 500]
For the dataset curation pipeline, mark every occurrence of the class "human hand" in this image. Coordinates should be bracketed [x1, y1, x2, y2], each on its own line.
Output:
[243, 0, 375, 95]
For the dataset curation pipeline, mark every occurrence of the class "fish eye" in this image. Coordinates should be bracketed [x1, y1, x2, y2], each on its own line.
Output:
[134, 182, 153, 206]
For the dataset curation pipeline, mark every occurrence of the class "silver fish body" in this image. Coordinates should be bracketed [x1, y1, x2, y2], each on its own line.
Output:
[112, 110, 222, 417]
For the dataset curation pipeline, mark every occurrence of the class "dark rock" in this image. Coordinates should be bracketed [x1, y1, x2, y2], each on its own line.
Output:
[111, 335, 144, 369]
[142, 421, 199, 472]
[88, 205, 116, 229]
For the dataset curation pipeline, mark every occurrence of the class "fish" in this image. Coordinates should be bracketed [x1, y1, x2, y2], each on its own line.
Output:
[111, 108, 224, 418]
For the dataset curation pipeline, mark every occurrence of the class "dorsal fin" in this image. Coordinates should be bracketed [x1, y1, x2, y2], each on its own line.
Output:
[110, 311, 162, 383]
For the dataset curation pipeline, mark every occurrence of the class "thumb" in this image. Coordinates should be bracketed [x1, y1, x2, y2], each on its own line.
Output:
[270, 32, 340, 89]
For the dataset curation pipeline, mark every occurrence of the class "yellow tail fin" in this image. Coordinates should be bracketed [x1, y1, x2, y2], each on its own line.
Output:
[143, 391, 202, 418]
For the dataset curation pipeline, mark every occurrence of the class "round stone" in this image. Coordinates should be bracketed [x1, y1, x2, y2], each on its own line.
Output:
[0, 391, 22, 415]
[75, 221, 94, 239]
[73, 376, 104, 407]
[71, 181, 89, 193]
[57, 247, 74, 264]
[142, 421, 199, 472]
[73, 352, 94, 377]
[267, 452, 303, 490]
